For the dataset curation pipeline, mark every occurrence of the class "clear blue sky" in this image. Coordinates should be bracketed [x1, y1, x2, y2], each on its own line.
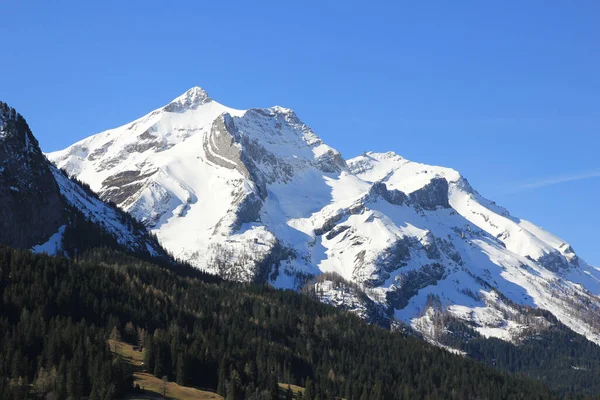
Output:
[1, 1, 599, 265]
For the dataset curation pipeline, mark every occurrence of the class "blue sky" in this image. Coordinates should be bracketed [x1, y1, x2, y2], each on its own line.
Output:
[1, 1, 599, 265]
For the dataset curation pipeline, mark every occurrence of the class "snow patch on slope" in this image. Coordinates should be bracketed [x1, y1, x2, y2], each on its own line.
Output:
[31, 225, 66, 256]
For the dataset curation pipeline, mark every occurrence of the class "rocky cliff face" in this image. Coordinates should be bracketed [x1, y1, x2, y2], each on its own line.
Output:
[48, 88, 600, 347]
[0, 102, 65, 249]
[0, 101, 167, 259]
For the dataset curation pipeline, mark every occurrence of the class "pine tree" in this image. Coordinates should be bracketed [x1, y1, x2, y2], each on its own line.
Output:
[143, 336, 155, 372]
[33, 367, 51, 396]
[104, 382, 116, 400]
[162, 375, 168, 397]
[359, 385, 369, 400]
[227, 370, 242, 400]
[110, 326, 122, 353]
[304, 377, 315, 400]
[176, 353, 186, 386]
[67, 362, 83, 400]
[370, 381, 383, 400]
[217, 359, 227, 396]
[269, 374, 280, 400]
[124, 321, 136, 343]
[153, 350, 164, 379]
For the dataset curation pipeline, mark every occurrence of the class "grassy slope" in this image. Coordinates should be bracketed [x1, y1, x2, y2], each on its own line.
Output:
[109, 339, 223, 400]
[109, 339, 313, 400]
[278, 383, 305, 398]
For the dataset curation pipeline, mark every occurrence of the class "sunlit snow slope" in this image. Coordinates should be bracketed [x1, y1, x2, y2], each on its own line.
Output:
[49, 87, 600, 345]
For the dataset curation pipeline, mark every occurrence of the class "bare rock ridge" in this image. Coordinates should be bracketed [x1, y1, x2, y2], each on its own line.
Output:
[409, 177, 451, 210]
[48, 87, 600, 348]
[0, 102, 66, 248]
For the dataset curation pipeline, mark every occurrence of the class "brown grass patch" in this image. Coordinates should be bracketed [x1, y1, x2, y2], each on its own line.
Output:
[109, 339, 223, 400]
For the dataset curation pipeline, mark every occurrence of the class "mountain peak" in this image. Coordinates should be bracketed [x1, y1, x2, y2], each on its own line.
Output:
[48, 90, 600, 348]
[164, 86, 212, 112]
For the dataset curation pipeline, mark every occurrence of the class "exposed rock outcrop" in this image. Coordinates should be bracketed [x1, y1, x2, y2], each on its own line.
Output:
[409, 177, 451, 210]
[0, 102, 66, 249]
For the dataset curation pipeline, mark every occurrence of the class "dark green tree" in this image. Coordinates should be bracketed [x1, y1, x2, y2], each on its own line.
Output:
[304, 377, 315, 400]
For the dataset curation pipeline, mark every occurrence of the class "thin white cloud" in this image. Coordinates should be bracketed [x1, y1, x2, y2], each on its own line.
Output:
[510, 170, 600, 192]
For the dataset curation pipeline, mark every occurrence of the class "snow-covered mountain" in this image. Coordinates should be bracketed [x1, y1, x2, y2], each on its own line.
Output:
[48, 87, 600, 345]
[0, 101, 165, 259]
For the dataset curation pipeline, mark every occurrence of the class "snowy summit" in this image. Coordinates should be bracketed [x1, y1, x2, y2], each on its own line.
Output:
[48, 87, 600, 347]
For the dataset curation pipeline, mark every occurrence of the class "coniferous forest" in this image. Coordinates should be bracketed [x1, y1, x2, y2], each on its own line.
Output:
[0, 246, 564, 400]
[438, 312, 600, 396]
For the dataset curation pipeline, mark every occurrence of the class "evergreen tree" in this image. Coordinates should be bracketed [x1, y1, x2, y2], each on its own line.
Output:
[176, 353, 186, 386]
[304, 377, 315, 400]
[217, 359, 227, 396]
[227, 370, 242, 400]
[269, 374, 280, 400]
[370, 381, 383, 400]
[153, 349, 164, 378]
[161, 375, 168, 397]
[359, 385, 369, 400]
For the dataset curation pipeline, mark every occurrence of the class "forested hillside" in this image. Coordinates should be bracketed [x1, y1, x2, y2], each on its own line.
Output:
[436, 310, 600, 395]
[0, 246, 558, 400]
